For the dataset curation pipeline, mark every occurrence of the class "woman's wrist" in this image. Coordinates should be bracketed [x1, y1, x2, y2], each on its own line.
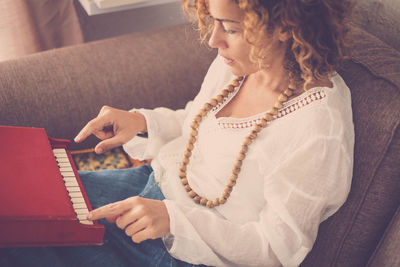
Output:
[130, 110, 148, 134]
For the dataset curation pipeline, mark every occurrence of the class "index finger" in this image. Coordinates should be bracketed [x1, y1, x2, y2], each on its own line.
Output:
[74, 117, 109, 143]
[87, 199, 131, 221]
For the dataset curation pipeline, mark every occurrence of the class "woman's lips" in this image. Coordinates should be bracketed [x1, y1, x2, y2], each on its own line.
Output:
[221, 56, 234, 65]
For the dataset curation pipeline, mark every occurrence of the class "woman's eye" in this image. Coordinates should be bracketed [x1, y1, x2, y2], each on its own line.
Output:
[221, 24, 237, 34]
[225, 29, 237, 34]
[221, 23, 239, 34]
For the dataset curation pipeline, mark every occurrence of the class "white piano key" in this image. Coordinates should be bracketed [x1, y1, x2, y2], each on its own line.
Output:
[75, 208, 90, 215]
[56, 158, 70, 163]
[60, 166, 74, 172]
[65, 180, 79, 187]
[77, 213, 89, 221]
[57, 162, 71, 167]
[67, 186, 81, 193]
[53, 151, 68, 157]
[79, 220, 94, 225]
[64, 177, 77, 182]
[73, 203, 87, 209]
[71, 197, 85, 204]
[61, 171, 75, 177]
[63, 176, 77, 181]
[64, 177, 79, 184]
[53, 148, 66, 153]
[55, 155, 67, 158]
[69, 191, 84, 198]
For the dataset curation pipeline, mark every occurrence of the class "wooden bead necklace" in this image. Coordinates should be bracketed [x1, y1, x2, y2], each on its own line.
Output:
[179, 76, 294, 208]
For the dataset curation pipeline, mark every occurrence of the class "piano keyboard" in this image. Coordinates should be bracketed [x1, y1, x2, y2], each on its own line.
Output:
[53, 148, 93, 225]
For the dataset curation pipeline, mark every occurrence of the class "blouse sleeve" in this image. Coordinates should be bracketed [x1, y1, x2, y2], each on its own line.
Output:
[162, 136, 353, 267]
[123, 55, 226, 160]
[123, 104, 191, 161]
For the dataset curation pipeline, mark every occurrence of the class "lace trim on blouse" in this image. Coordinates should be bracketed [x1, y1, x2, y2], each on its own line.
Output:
[213, 82, 327, 130]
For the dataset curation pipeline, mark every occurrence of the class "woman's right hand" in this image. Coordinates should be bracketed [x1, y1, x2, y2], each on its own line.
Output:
[74, 106, 147, 154]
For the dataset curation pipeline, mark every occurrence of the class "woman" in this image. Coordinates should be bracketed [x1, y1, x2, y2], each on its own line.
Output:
[1, 0, 354, 266]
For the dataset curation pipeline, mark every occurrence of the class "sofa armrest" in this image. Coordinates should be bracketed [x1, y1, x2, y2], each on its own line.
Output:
[367, 205, 400, 267]
[0, 24, 216, 149]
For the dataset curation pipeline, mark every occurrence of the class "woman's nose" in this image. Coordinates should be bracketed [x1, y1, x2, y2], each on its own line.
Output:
[208, 24, 228, 49]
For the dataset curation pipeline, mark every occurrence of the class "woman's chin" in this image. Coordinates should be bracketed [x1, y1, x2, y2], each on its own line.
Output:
[229, 66, 253, 77]
[227, 65, 243, 76]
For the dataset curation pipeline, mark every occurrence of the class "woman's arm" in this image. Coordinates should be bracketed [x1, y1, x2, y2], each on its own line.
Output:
[123, 102, 193, 160]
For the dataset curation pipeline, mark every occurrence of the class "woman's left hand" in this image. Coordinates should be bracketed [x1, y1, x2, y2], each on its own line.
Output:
[87, 196, 170, 243]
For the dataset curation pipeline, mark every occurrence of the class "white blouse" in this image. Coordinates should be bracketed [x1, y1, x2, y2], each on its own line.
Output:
[123, 55, 355, 267]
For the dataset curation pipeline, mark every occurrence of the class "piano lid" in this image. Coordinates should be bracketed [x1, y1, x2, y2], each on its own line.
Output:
[0, 126, 75, 220]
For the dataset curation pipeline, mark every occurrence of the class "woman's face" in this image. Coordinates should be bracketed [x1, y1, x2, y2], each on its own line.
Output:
[207, 0, 286, 77]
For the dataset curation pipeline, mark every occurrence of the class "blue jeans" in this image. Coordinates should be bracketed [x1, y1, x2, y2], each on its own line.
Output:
[0, 165, 200, 267]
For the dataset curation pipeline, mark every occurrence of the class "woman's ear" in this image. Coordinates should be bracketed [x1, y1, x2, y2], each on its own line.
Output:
[277, 27, 291, 42]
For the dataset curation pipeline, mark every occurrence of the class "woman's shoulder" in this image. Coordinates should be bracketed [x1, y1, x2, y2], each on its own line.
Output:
[258, 73, 354, 146]
[291, 73, 352, 126]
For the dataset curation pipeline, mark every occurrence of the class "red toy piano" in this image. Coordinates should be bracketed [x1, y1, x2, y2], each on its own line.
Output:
[0, 126, 105, 247]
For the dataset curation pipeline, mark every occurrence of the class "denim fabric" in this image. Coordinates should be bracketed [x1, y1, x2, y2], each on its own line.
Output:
[0, 165, 197, 267]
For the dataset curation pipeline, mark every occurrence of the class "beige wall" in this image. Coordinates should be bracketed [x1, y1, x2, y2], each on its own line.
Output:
[0, 0, 83, 61]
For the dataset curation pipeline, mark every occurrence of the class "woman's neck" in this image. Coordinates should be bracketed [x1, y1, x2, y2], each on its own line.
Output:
[247, 67, 290, 95]
[246, 69, 334, 97]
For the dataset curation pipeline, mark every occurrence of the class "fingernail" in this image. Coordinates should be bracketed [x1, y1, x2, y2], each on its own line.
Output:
[74, 134, 81, 142]
[96, 147, 103, 154]
[87, 212, 93, 220]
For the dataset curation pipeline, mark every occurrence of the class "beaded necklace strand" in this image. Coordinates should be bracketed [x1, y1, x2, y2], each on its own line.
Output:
[178, 76, 294, 208]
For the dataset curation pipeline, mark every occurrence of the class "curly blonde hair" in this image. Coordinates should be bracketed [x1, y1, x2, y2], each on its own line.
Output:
[182, 0, 353, 91]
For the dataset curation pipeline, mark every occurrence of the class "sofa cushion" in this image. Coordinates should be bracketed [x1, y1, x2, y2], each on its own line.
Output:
[348, 24, 400, 87]
[352, 0, 400, 51]
[301, 25, 400, 266]
[368, 131, 400, 266]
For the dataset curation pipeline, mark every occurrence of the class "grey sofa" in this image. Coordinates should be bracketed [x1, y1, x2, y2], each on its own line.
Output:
[0, 3, 399, 266]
